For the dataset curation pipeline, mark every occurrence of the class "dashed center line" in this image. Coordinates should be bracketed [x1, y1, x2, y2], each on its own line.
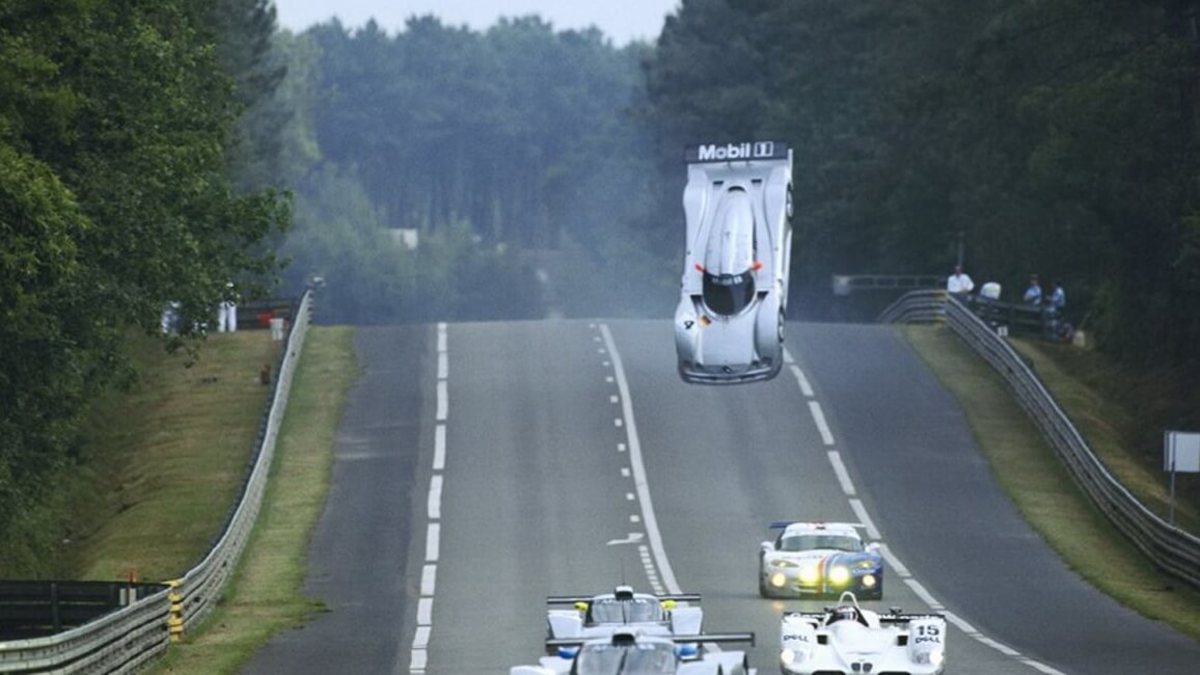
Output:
[808, 400, 834, 445]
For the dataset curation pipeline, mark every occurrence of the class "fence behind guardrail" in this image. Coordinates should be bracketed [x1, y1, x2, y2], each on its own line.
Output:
[879, 290, 1200, 590]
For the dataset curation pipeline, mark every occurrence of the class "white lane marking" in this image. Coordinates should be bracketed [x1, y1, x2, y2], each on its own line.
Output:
[435, 381, 448, 421]
[597, 348, 607, 354]
[605, 375, 614, 383]
[620, 467, 631, 478]
[437, 352, 448, 380]
[606, 533, 645, 545]
[1020, 658, 1069, 675]
[626, 493, 635, 501]
[610, 395, 619, 404]
[617, 443, 626, 452]
[412, 626, 431, 649]
[614, 418, 624, 427]
[877, 544, 910, 578]
[789, 364, 813, 397]
[420, 565, 437, 596]
[827, 451, 856, 495]
[425, 523, 440, 562]
[410, 649, 427, 671]
[427, 476, 443, 520]
[945, 612, 980, 635]
[808, 401, 834, 445]
[630, 514, 641, 523]
[600, 324, 683, 594]
[433, 425, 446, 471]
[602, 360, 611, 367]
[904, 579, 944, 611]
[436, 323, 447, 353]
[848, 499, 880, 539]
[979, 636, 1021, 657]
[783, 347, 796, 364]
[417, 598, 433, 625]
[594, 336, 602, 342]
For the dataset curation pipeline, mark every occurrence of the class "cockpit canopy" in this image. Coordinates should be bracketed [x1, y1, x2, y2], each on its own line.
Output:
[700, 188, 758, 316]
[589, 597, 665, 624]
[572, 641, 677, 675]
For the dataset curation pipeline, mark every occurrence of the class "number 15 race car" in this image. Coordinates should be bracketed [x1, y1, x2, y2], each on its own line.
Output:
[674, 141, 794, 385]
[759, 522, 883, 599]
[780, 592, 946, 674]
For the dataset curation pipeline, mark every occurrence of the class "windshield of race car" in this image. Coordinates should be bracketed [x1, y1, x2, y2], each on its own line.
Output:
[589, 597, 665, 624]
[573, 642, 677, 674]
[778, 534, 862, 552]
[702, 271, 755, 316]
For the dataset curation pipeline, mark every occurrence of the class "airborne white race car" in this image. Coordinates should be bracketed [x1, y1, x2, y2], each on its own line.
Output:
[674, 141, 794, 385]
[779, 592, 946, 675]
[511, 630, 756, 675]
[545, 586, 703, 649]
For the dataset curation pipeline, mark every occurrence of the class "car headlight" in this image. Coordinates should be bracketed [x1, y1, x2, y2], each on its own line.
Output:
[915, 649, 945, 666]
[780, 649, 797, 665]
[856, 560, 876, 570]
[861, 574, 877, 588]
[828, 566, 851, 586]
[770, 559, 799, 568]
[798, 564, 820, 585]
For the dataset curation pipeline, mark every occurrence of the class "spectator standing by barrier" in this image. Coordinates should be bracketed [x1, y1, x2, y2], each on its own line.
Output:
[947, 265, 975, 298]
[216, 282, 238, 333]
[1023, 274, 1043, 305]
[1043, 279, 1071, 341]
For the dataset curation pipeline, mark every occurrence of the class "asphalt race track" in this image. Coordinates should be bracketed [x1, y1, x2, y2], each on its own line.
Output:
[245, 319, 1200, 674]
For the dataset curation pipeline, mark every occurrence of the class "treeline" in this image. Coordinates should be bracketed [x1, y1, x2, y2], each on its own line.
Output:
[0, 0, 286, 572]
[643, 0, 1200, 365]
[275, 17, 672, 323]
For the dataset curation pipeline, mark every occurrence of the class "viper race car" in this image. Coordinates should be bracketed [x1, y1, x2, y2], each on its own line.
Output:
[759, 522, 883, 599]
[675, 141, 794, 384]
[545, 586, 703, 650]
[511, 630, 756, 675]
[780, 592, 946, 674]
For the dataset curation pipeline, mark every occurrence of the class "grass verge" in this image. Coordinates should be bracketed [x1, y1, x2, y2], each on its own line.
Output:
[149, 326, 357, 674]
[67, 331, 283, 581]
[899, 325, 1200, 639]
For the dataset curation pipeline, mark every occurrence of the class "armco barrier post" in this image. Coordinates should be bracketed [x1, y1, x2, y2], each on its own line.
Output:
[167, 579, 184, 642]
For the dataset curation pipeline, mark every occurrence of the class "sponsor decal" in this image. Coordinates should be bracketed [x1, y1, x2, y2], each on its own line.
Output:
[687, 141, 788, 162]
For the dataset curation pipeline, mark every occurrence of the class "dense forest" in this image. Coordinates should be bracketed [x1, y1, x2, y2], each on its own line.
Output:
[0, 0, 287, 570]
[272, 16, 670, 323]
[643, 0, 1200, 364]
[3, 0, 1200, 569]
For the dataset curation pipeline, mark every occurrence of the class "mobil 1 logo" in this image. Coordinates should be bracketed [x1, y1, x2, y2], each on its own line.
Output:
[687, 140, 789, 163]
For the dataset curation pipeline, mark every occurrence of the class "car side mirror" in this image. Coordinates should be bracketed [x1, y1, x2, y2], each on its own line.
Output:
[761, 541, 773, 551]
[866, 542, 881, 552]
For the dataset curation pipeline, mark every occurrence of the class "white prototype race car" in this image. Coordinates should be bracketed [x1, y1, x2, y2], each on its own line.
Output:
[545, 586, 703, 650]
[779, 592, 946, 675]
[675, 141, 794, 385]
[512, 630, 756, 675]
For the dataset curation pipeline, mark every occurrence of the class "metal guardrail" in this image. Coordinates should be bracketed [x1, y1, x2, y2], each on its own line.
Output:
[880, 290, 1200, 590]
[0, 291, 313, 673]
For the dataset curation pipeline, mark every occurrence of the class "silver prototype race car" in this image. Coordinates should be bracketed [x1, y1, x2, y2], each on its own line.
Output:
[545, 586, 703, 651]
[512, 630, 756, 675]
[675, 141, 794, 384]
[780, 592, 946, 674]
[759, 522, 883, 599]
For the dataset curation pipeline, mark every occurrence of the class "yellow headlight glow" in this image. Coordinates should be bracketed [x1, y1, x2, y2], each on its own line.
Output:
[829, 566, 851, 586]
[798, 565, 820, 585]
[862, 574, 877, 588]
[771, 573, 787, 587]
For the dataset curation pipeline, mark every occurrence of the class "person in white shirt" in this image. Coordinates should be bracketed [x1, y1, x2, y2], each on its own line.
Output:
[946, 265, 975, 297]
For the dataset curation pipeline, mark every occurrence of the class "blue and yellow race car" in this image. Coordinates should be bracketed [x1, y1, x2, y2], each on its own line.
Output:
[758, 522, 884, 599]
